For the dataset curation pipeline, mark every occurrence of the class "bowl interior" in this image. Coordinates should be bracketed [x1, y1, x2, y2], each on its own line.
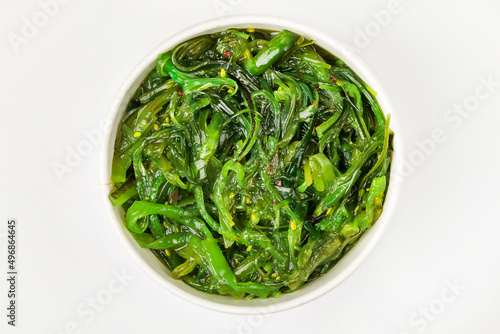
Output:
[101, 15, 403, 315]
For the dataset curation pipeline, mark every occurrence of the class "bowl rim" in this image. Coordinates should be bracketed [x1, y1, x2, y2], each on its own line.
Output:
[100, 14, 404, 315]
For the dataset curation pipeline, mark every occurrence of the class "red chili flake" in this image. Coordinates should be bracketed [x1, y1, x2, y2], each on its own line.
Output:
[330, 75, 338, 83]
[315, 120, 323, 127]
[275, 180, 282, 186]
[171, 191, 179, 203]
[223, 50, 231, 58]
[297, 72, 304, 76]
[177, 90, 183, 96]
[306, 215, 313, 221]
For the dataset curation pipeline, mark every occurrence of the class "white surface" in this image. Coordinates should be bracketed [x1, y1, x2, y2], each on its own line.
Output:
[1, 0, 499, 333]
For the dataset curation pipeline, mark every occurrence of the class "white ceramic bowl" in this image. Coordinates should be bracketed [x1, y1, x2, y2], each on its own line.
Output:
[101, 15, 404, 315]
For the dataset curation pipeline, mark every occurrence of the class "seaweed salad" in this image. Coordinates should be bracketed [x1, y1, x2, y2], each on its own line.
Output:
[109, 28, 393, 299]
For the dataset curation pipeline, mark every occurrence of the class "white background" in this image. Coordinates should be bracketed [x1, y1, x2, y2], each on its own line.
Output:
[1, 0, 500, 333]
